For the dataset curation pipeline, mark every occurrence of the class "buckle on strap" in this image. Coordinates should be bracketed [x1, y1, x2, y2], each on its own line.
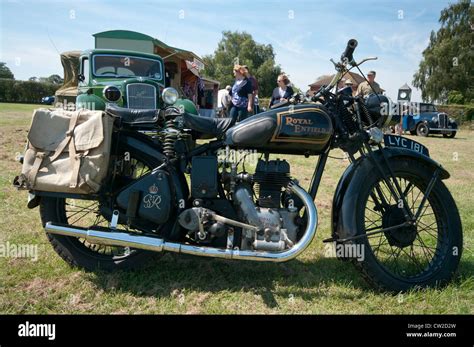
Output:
[27, 151, 49, 188]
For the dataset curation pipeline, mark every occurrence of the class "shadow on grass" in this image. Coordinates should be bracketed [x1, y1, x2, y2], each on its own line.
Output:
[88, 250, 474, 308]
[88, 254, 376, 306]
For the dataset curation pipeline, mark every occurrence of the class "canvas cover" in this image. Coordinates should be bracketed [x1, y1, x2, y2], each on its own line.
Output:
[55, 51, 81, 104]
[14, 108, 115, 194]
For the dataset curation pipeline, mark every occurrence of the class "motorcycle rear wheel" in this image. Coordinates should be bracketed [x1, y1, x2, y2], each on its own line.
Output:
[39, 152, 162, 271]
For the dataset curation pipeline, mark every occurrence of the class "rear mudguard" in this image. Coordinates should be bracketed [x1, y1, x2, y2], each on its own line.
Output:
[331, 147, 449, 241]
[116, 130, 189, 204]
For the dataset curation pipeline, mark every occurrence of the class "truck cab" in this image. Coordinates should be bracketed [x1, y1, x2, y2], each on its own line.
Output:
[76, 49, 166, 110]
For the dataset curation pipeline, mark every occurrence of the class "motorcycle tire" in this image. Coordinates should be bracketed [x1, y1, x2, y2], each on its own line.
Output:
[352, 157, 462, 292]
[39, 149, 163, 272]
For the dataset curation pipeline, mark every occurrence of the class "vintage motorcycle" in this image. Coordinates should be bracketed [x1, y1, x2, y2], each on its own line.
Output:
[26, 39, 462, 292]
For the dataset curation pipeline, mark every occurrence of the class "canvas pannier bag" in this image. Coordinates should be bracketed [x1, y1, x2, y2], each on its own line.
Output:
[15, 108, 115, 194]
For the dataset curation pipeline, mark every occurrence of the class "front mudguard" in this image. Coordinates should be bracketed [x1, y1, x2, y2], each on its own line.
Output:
[331, 147, 449, 241]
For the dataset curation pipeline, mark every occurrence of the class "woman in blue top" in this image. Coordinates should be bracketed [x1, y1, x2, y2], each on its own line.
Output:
[229, 65, 254, 122]
[269, 74, 294, 108]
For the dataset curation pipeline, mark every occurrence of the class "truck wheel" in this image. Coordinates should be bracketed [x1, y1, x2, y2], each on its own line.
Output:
[416, 123, 429, 137]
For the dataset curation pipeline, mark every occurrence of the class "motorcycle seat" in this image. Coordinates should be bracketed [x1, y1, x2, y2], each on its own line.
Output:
[182, 112, 234, 138]
[105, 104, 160, 127]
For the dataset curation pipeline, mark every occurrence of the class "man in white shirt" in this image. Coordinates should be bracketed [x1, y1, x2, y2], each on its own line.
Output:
[217, 85, 232, 117]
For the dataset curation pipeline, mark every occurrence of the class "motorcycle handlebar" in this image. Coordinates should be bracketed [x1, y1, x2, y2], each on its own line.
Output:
[341, 39, 358, 63]
[310, 39, 359, 102]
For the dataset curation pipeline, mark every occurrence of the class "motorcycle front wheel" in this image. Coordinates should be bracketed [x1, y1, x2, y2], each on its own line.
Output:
[353, 157, 463, 292]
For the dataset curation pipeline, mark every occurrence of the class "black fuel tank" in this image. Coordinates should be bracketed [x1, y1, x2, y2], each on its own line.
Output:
[224, 104, 333, 155]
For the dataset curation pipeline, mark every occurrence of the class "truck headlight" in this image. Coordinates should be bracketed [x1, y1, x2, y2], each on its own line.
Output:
[162, 87, 179, 105]
[449, 117, 455, 123]
[431, 116, 437, 122]
[103, 86, 121, 102]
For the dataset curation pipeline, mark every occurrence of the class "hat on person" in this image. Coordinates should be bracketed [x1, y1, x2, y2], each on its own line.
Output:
[367, 70, 376, 76]
[344, 79, 353, 85]
[225, 85, 232, 91]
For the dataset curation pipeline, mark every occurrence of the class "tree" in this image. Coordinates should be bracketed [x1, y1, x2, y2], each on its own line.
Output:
[202, 31, 282, 98]
[47, 74, 64, 85]
[413, 0, 473, 103]
[0, 62, 14, 79]
[447, 90, 464, 104]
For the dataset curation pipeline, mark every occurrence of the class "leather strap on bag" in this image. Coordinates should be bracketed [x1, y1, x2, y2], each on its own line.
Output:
[67, 110, 83, 188]
[27, 151, 48, 188]
[49, 110, 81, 162]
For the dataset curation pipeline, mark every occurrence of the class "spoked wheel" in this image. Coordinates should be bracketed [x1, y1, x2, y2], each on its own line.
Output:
[353, 158, 462, 292]
[40, 154, 161, 271]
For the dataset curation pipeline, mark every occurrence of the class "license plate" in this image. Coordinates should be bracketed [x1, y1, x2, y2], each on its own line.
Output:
[383, 134, 430, 157]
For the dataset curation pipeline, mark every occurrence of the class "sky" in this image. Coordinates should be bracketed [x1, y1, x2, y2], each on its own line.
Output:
[0, 0, 454, 101]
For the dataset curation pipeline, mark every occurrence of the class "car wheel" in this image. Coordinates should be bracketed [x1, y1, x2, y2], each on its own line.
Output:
[416, 123, 429, 137]
[443, 131, 456, 138]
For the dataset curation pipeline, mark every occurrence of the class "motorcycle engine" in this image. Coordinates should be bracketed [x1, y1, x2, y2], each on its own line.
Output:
[235, 159, 300, 251]
[254, 159, 290, 207]
[177, 158, 301, 252]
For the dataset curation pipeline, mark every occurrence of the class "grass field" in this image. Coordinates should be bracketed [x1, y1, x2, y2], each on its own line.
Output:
[0, 102, 472, 314]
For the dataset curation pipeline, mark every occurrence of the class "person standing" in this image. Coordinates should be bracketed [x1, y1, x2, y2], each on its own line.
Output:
[269, 74, 294, 108]
[344, 79, 354, 90]
[217, 85, 232, 117]
[243, 65, 260, 114]
[229, 65, 254, 122]
[356, 70, 384, 97]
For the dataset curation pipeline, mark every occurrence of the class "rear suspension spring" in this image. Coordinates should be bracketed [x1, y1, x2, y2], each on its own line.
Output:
[163, 119, 178, 158]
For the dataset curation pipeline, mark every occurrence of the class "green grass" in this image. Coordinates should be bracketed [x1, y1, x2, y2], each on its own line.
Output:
[0, 102, 42, 127]
[0, 103, 473, 314]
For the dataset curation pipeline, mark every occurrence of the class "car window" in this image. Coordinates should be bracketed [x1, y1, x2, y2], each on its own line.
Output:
[116, 67, 135, 76]
[420, 104, 436, 113]
[96, 66, 114, 75]
[93, 55, 162, 80]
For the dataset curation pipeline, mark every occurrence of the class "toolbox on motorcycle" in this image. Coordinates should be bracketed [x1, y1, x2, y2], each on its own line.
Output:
[14, 108, 115, 194]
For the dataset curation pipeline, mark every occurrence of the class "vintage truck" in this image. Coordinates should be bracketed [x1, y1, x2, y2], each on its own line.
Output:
[55, 47, 219, 116]
[55, 49, 197, 114]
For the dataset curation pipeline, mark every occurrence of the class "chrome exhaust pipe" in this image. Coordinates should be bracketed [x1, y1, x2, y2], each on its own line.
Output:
[45, 182, 318, 263]
[44, 223, 165, 252]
